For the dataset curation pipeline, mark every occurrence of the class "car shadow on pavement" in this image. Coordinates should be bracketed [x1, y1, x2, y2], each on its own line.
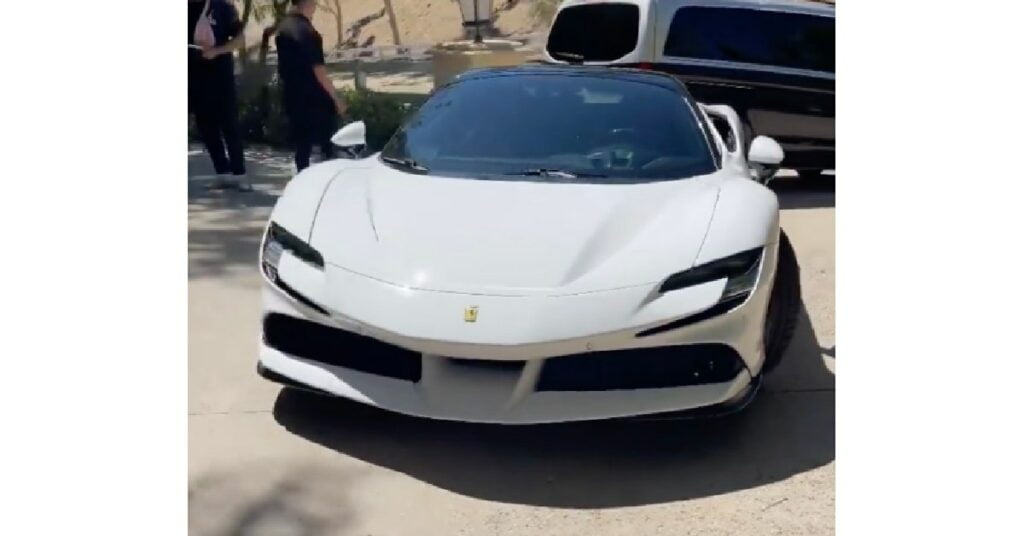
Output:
[189, 465, 362, 536]
[270, 303, 834, 509]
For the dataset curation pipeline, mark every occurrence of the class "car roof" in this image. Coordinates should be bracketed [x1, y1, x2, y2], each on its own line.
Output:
[681, 0, 834, 16]
[558, 0, 834, 18]
[453, 64, 685, 92]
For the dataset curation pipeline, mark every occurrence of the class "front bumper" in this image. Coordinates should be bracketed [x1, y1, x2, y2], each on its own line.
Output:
[258, 357, 762, 421]
[259, 338, 754, 424]
[256, 241, 777, 423]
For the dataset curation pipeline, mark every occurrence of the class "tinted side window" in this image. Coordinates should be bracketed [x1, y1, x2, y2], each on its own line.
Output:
[709, 116, 737, 152]
[664, 7, 834, 73]
[547, 4, 640, 62]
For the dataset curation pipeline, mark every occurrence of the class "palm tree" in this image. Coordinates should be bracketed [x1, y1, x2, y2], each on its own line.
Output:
[382, 0, 402, 45]
[234, 0, 289, 100]
[250, 0, 291, 63]
[240, 0, 254, 27]
[318, 0, 346, 49]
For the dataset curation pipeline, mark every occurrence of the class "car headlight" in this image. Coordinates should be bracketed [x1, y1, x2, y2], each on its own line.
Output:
[635, 247, 765, 338]
[261, 222, 324, 282]
[659, 247, 764, 301]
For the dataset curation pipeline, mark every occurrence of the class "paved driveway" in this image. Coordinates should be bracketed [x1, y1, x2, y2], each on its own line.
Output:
[188, 147, 835, 535]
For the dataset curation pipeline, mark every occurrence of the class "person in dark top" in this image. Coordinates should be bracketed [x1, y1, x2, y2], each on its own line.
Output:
[188, 0, 250, 190]
[276, 0, 348, 172]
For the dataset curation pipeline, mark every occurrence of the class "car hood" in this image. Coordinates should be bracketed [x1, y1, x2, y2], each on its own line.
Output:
[309, 160, 722, 296]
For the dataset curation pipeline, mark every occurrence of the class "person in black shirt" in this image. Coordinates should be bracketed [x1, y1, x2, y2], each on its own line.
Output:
[188, 0, 250, 190]
[276, 0, 348, 172]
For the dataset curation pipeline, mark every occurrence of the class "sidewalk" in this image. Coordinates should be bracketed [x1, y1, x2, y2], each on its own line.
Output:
[188, 145, 294, 281]
[325, 58, 434, 95]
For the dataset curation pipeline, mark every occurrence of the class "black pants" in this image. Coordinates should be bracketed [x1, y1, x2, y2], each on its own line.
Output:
[192, 82, 246, 176]
[287, 101, 337, 172]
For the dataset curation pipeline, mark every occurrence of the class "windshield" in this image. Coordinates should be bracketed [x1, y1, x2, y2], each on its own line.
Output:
[379, 73, 718, 183]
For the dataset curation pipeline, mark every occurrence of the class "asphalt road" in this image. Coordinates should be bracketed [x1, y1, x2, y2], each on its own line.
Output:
[188, 147, 835, 536]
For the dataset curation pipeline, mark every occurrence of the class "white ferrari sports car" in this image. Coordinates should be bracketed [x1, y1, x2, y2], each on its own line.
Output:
[257, 65, 800, 423]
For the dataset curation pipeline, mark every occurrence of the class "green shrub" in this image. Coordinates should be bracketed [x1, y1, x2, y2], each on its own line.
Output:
[231, 76, 417, 152]
[237, 76, 291, 146]
[339, 88, 414, 152]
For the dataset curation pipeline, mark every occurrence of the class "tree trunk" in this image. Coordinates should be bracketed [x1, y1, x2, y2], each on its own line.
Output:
[257, 0, 290, 65]
[237, 0, 253, 68]
[318, 0, 345, 49]
[259, 24, 278, 65]
[382, 0, 401, 45]
[240, 0, 253, 27]
[332, 0, 344, 49]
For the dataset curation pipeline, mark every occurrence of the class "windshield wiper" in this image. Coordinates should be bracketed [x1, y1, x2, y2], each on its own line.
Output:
[506, 168, 607, 179]
[381, 155, 429, 173]
[549, 50, 585, 64]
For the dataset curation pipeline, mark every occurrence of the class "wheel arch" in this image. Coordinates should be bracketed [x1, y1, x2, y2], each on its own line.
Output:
[269, 162, 361, 242]
[695, 178, 780, 266]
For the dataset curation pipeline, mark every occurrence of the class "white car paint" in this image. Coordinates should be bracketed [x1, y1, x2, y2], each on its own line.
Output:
[330, 120, 366, 148]
[311, 168, 721, 295]
[257, 104, 785, 424]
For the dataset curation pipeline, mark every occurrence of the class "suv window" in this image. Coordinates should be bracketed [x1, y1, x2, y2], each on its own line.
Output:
[664, 7, 834, 73]
[547, 3, 640, 62]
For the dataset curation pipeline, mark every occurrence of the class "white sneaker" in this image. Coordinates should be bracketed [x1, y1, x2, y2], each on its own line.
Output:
[206, 174, 234, 191]
[230, 174, 254, 192]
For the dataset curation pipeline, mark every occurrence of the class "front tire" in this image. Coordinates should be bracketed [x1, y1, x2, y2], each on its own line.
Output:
[761, 230, 801, 373]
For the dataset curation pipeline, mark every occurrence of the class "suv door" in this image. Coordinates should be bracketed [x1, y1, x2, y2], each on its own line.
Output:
[654, 3, 835, 172]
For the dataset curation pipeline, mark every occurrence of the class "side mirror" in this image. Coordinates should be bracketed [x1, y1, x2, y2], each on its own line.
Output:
[748, 135, 785, 184]
[331, 121, 367, 158]
[748, 135, 784, 165]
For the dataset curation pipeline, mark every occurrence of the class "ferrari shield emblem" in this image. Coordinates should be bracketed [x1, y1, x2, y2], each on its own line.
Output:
[464, 306, 479, 323]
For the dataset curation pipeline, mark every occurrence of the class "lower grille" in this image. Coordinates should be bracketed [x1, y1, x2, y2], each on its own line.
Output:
[263, 313, 422, 382]
[448, 358, 526, 373]
[536, 343, 743, 391]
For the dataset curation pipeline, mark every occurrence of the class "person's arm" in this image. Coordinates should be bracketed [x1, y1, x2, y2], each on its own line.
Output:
[314, 65, 348, 117]
[202, 35, 243, 59]
[202, 2, 245, 59]
[308, 29, 347, 117]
